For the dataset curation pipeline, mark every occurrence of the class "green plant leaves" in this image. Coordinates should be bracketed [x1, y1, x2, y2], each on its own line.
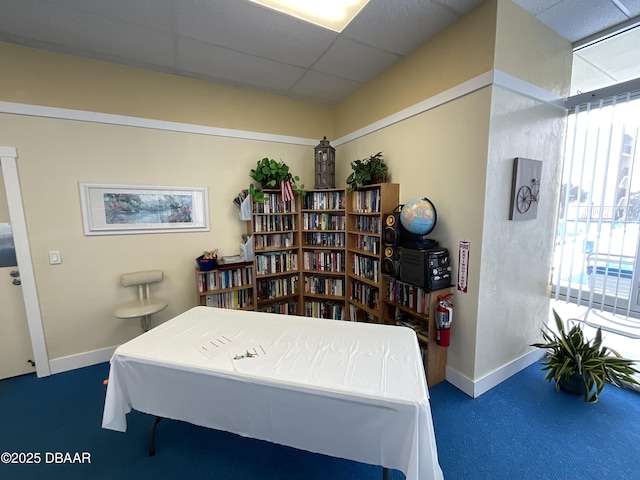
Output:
[248, 158, 304, 201]
[531, 308, 640, 402]
[346, 152, 388, 192]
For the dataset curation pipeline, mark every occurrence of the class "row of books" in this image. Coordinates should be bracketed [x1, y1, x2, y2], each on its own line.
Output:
[394, 310, 429, 337]
[198, 266, 253, 292]
[351, 215, 381, 234]
[253, 214, 296, 233]
[303, 251, 344, 272]
[304, 232, 345, 247]
[350, 280, 380, 310]
[256, 301, 298, 315]
[256, 275, 298, 301]
[255, 252, 298, 275]
[302, 212, 346, 231]
[388, 278, 432, 314]
[253, 193, 296, 214]
[304, 300, 346, 320]
[302, 191, 346, 211]
[304, 275, 345, 296]
[253, 232, 294, 249]
[353, 234, 380, 254]
[351, 253, 380, 283]
[351, 189, 381, 213]
[204, 289, 252, 309]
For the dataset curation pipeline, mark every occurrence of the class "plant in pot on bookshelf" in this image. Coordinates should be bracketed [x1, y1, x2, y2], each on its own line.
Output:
[249, 158, 304, 203]
[531, 309, 640, 403]
[346, 152, 388, 192]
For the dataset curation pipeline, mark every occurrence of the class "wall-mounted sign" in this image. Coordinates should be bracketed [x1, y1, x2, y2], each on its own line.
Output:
[458, 240, 470, 293]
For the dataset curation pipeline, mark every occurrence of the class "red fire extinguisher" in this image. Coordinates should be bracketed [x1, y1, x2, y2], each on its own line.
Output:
[435, 293, 454, 346]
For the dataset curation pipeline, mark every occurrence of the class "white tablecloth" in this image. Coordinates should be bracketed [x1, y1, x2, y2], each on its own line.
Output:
[102, 306, 443, 480]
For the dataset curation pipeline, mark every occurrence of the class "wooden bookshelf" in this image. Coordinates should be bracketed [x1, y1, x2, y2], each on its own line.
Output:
[248, 189, 301, 315]
[384, 279, 450, 386]
[301, 188, 347, 320]
[195, 262, 254, 310]
[346, 183, 399, 323]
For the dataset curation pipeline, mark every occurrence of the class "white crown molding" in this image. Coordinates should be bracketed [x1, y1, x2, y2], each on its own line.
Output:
[0, 101, 317, 147]
[333, 69, 566, 147]
[0, 69, 563, 149]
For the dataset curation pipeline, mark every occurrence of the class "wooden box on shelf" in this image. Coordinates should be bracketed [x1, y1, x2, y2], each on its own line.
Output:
[196, 261, 254, 310]
[301, 188, 347, 320]
[384, 277, 450, 386]
[249, 189, 301, 315]
[346, 183, 399, 323]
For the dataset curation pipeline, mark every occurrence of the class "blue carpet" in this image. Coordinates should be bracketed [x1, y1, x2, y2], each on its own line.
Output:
[429, 361, 640, 480]
[0, 361, 638, 479]
[0, 363, 401, 480]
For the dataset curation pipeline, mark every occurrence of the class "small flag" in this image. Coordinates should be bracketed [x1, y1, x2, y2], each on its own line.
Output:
[281, 180, 294, 202]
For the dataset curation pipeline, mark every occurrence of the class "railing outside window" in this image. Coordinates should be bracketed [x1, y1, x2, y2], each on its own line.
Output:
[552, 81, 640, 317]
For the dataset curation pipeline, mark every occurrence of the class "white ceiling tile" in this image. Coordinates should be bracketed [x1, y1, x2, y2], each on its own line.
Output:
[0, 0, 637, 104]
[513, 0, 565, 16]
[343, 0, 460, 55]
[434, 0, 485, 15]
[291, 71, 361, 104]
[176, 36, 306, 92]
[0, 0, 174, 67]
[617, 0, 640, 16]
[174, 0, 337, 68]
[535, 0, 629, 42]
[574, 26, 640, 85]
[313, 37, 401, 83]
[41, 0, 174, 32]
[570, 55, 619, 95]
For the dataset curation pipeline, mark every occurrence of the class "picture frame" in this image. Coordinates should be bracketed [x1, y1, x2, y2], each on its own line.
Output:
[79, 182, 209, 236]
[509, 158, 543, 221]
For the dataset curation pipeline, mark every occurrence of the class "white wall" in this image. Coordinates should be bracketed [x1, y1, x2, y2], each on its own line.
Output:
[475, 86, 567, 380]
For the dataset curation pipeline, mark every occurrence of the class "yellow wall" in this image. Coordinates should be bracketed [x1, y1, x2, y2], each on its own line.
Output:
[0, 113, 314, 359]
[334, 0, 571, 383]
[494, 0, 572, 97]
[332, 0, 497, 138]
[0, 0, 572, 388]
[0, 42, 332, 140]
[337, 88, 492, 376]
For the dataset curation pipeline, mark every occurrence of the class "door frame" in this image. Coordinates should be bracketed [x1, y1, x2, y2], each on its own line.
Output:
[0, 146, 50, 377]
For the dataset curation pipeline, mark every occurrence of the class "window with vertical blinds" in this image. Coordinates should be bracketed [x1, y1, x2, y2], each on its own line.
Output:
[553, 86, 640, 317]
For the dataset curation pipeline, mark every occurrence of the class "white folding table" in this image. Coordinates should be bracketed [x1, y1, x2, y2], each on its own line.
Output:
[102, 306, 443, 480]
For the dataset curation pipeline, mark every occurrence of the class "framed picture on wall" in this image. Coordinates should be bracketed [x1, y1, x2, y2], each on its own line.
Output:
[79, 182, 209, 235]
[509, 158, 543, 221]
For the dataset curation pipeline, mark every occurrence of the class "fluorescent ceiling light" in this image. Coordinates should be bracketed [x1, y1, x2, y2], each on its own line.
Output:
[249, 0, 369, 32]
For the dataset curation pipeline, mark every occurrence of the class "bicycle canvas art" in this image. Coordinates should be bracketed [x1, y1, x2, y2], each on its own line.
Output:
[509, 157, 543, 221]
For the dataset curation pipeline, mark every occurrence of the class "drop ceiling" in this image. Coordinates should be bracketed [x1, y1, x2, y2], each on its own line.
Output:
[0, 0, 638, 104]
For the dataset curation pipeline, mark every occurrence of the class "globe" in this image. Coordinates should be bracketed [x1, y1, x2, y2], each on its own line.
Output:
[400, 197, 437, 235]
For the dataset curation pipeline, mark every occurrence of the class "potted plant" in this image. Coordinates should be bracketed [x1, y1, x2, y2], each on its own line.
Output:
[346, 152, 388, 192]
[249, 158, 304, 202]
[531, 309, 640, 403]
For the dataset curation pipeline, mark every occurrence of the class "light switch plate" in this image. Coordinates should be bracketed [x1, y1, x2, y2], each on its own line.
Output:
[49, 250, 61, 265]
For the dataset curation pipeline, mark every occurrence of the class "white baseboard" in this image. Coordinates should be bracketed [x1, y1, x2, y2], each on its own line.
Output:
[48, 346, 117, 375]
[445, 349, 544, 398]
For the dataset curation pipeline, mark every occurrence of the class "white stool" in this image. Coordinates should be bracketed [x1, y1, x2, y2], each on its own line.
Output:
[114, 270, 168, 332]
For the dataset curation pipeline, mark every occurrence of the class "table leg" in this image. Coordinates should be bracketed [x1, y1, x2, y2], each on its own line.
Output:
[382, 467, 389, 480]
[148, 416, 163, 456]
